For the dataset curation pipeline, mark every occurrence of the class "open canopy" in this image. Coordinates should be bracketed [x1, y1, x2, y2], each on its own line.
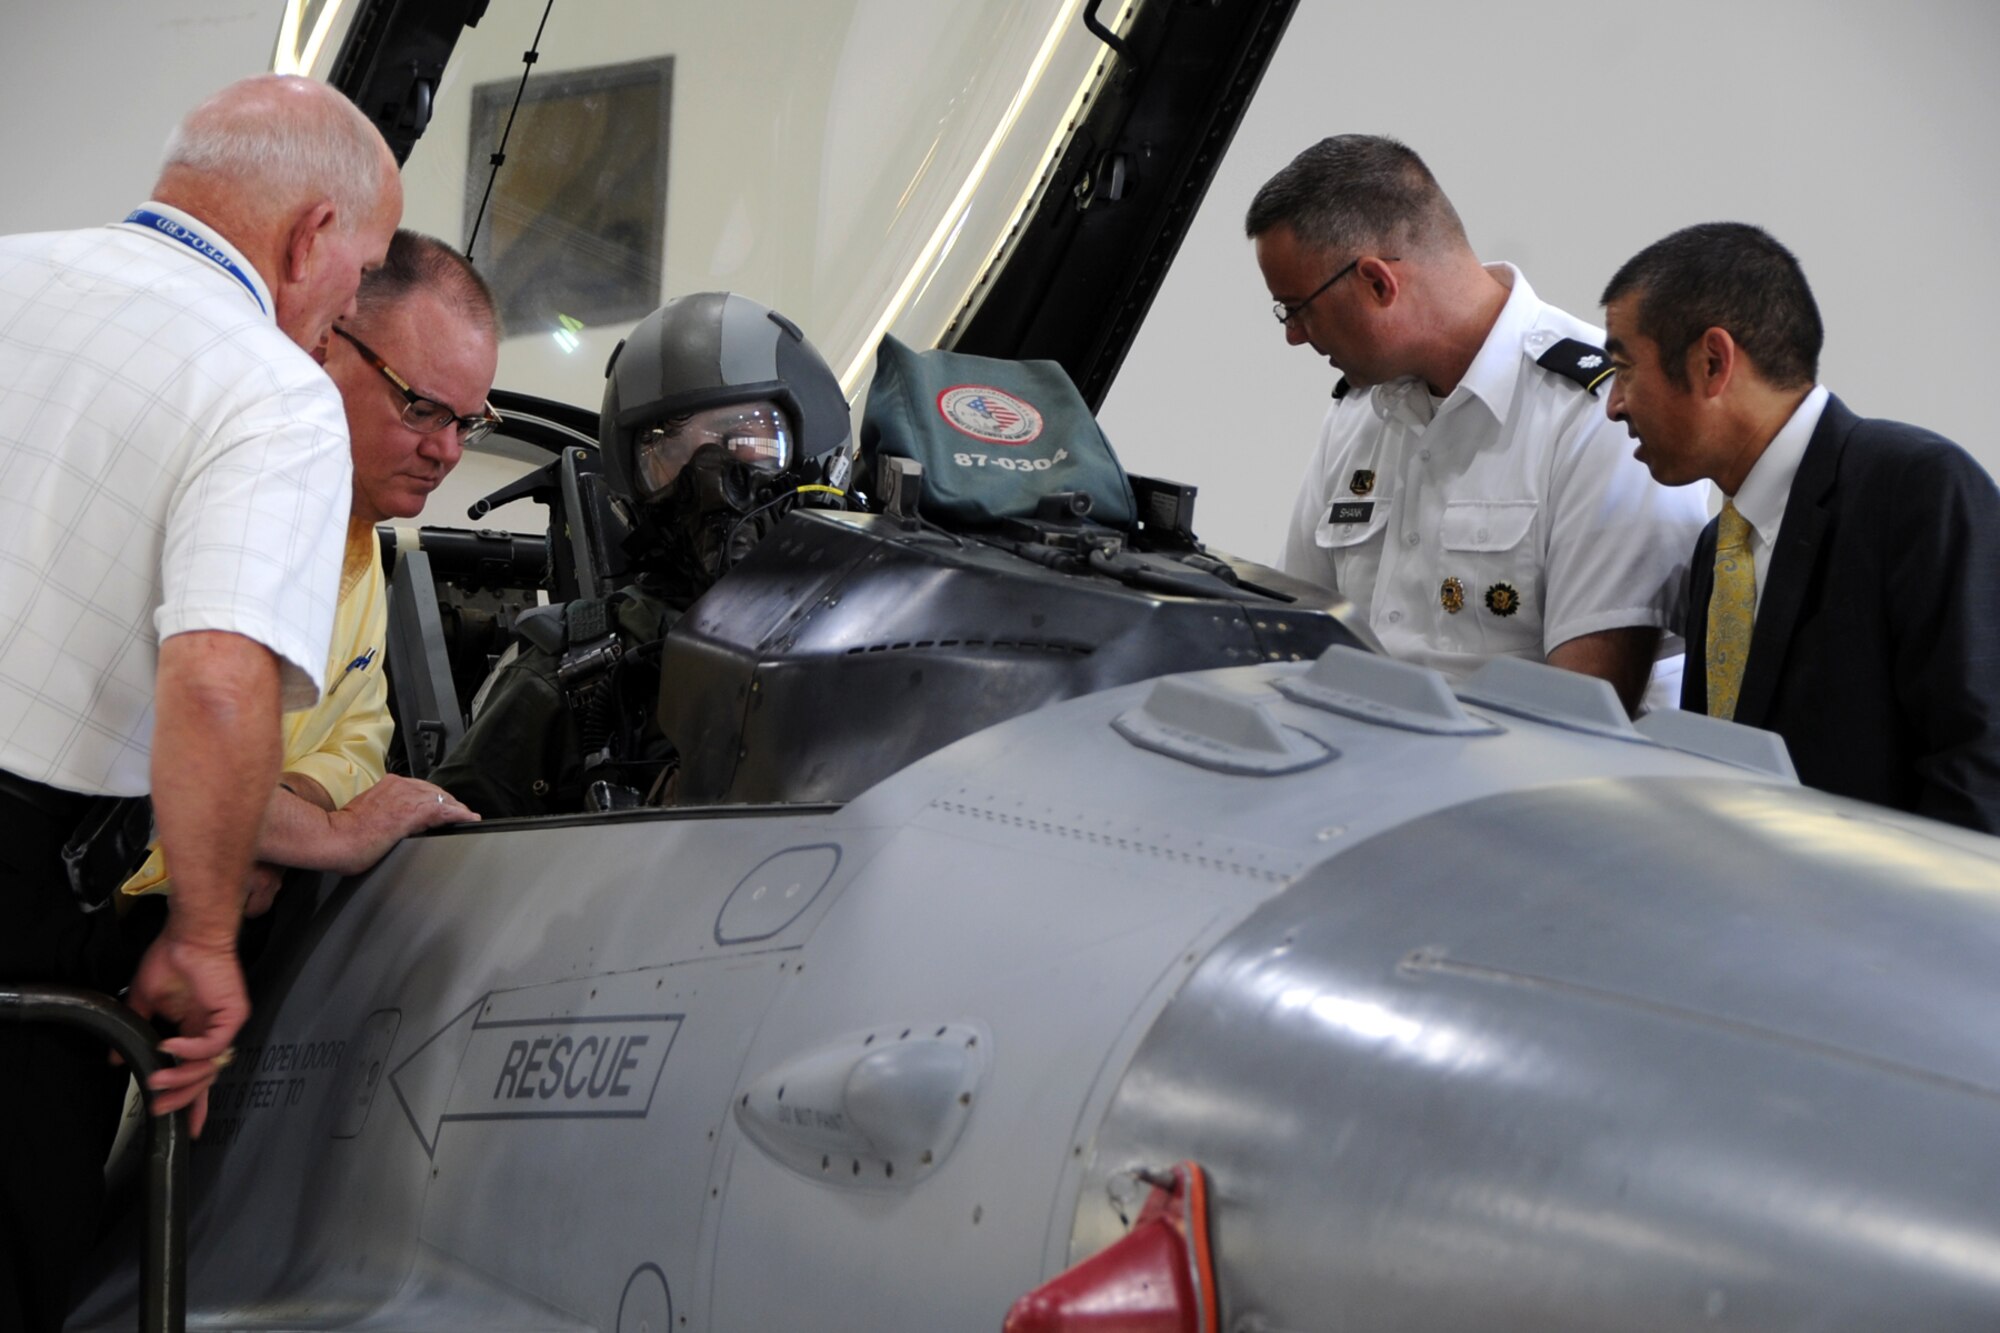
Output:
[278, 0, 1293, 414]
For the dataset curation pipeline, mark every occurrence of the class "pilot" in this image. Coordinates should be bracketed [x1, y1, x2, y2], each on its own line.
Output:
[430, 291, 851, 818]
[119, 230, 488, 916]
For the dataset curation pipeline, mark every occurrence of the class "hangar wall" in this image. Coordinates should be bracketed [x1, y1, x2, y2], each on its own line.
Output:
[0, 2, 273, 234]
[1098, 0, 2000, 562]
[3, 2, 1995, 568]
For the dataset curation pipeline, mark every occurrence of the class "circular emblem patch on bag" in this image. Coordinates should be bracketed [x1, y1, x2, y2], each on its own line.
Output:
[937, 385, 1044, 445]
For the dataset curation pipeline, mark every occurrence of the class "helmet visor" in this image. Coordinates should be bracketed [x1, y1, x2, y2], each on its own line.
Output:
[633, 400, 793, 500]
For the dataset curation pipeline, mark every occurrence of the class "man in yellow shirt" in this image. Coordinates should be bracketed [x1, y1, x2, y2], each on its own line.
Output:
[124, 231, 496, 909]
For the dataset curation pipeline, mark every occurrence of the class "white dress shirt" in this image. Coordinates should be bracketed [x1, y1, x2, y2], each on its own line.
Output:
[0, 203, 352, 795]
[1726, 385, 1829, 613]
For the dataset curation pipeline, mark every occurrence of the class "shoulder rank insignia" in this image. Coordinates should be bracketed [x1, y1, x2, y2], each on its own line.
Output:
[1440, 577, 1465, 614]
[1349, 469, 1375, 496]
[1484, 582, 1521, 617]
[1331, 376, 1352, 401]
[1535, 338, 1615, 396]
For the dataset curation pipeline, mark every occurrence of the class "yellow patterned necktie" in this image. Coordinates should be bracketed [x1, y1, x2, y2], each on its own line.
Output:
[1706, 500, 1757, 720]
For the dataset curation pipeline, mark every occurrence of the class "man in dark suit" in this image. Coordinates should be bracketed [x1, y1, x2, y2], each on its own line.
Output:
[1600, 222, 2000, 833]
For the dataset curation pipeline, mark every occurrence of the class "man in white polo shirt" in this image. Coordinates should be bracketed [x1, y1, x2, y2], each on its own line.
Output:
[0, 75, 399, 1330]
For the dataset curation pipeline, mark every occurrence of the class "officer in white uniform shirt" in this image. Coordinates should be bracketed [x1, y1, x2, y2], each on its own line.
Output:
[1246, 135, 1705, 714]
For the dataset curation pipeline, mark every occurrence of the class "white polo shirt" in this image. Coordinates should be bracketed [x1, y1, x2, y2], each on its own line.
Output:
[1281, 264, 1708, 681]
[0, 203, 352, 796]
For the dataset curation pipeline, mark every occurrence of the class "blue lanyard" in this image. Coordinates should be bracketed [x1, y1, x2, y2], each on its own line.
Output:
[122, 209, 268, 315]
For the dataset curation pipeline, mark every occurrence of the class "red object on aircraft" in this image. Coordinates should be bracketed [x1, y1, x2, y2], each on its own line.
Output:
[1003, 1161, 1217, 1333]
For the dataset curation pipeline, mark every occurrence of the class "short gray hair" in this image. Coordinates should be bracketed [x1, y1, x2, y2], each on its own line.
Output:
[162, 75, 386, 231]
[1245, 134, 1467, 258]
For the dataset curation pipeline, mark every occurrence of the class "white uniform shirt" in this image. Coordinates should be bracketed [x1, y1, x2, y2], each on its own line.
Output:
[0, 203, 352, 795]
[1281, 264, 1708, 681]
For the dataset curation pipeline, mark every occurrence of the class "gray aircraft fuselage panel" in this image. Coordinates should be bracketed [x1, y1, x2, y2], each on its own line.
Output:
[72, 656, 2000, 1331]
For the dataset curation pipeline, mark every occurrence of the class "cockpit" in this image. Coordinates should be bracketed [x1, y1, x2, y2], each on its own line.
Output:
[279, 0, 1362, 818]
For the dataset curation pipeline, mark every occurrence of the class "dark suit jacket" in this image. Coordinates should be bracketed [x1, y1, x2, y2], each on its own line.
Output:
[1682, 395, 2000, 833]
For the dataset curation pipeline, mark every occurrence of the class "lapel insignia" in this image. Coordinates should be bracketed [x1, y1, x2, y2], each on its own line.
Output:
[1440, 577, 1465, 614]
[1484, 582, 1521, 617]
[1349, 469, 1375, 496]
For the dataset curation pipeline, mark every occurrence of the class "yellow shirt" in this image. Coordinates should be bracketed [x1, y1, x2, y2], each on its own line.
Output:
[122, 518, 391, 895]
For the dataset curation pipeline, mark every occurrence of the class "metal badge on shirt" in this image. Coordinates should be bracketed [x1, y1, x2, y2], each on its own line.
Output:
[1318, 461, 1388, 546]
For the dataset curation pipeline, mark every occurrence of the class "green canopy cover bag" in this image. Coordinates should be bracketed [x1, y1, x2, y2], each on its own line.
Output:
[859, 334, 1137, 527]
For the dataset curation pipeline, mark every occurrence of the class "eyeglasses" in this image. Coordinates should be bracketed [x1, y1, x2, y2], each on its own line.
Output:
[1271, 255, 1398, 325]
[332, 326, 502, 446]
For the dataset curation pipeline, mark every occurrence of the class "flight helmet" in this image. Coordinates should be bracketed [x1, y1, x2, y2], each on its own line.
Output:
[601, 291, 851, 588]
